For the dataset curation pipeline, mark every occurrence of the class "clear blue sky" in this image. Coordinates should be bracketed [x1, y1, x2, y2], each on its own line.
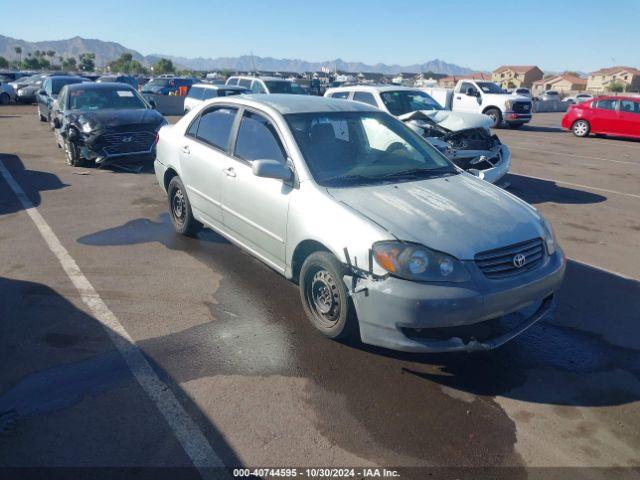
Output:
[2, 0, 638, 72]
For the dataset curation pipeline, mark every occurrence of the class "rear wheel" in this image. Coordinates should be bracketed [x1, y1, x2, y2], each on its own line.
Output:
[299, 252, 357, 340]
[168, 176, 201, 236]
[485, 108, 502, 128]
[572, 119, 590, 137]
[0, 93, 10, 105]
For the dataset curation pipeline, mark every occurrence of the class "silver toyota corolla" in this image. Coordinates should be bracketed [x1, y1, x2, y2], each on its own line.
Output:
[154, 94, 565, 353]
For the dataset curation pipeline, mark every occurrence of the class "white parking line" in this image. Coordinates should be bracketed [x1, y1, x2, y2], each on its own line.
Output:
[509, 144, 640, 166]
[512, 171, 640, 199]
[0, 159, 228, 480]
[502, 130, 640, 151]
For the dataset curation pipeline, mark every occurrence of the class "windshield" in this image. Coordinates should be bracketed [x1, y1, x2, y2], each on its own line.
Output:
[52, 78, 84, 95]
[380, 90, 443, 116]
[286, 111, 455, 187]
[68, 87, 148, 111]
[264, 80, 293, 94]
[476, 82, 506, 94]
[146, 78, 172, 87]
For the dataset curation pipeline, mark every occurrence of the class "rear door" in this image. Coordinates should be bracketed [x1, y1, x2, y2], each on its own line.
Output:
[618, 99, 640, 137]
[453, 82, 480, 113]
[590, 98, 621, 134]
[219, 109, 293, 271]
[179, 105, 239, 227]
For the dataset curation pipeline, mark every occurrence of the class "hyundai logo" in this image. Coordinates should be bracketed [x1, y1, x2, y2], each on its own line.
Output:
[513, 253, 526, 268]
[121, 135, 133, 143]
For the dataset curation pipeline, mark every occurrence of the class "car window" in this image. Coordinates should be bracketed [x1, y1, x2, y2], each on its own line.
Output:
[353, 91, 377, 107]
[194, 107, 238, 151]
[187, 86, 204, 99]
[202, 88, 218, 100]
[331, 91, 350, 99]
[620, 100, 640, 114]
[44, 78, 52, 94]
[227, 78, 238, 86]
[238, 78, 252, 88]
[251, 81, 266, 94]
[594, 99, 619, 110]
[459, 82, 475, 94]
[234, 111, 287, 163]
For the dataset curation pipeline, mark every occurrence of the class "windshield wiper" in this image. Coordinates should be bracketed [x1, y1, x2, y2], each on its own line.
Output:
[325, 174, 380, 186]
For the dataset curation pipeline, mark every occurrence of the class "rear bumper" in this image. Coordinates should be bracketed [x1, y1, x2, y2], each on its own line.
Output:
[349, 249, 566, 353]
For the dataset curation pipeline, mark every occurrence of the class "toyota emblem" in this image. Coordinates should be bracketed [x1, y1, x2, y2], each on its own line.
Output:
[513, 253, 526, 268]
[121, 135, 133, 143]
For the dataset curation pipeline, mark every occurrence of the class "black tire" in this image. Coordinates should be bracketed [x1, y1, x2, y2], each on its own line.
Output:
[299, 251, 358, 340]
[38, 110, 47, 122]
[0, 93, 10, 105]
[572, 119, 590, 137]
[64, 140, 83, 167]
[484, 108, 502, 128]
[167, 176, 201, 236]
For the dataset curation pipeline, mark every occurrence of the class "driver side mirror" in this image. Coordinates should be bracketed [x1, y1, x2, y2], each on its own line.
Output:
[38, 90, 47, 96]
[252, 159, 292, 182]
[52, 117, 61, 129]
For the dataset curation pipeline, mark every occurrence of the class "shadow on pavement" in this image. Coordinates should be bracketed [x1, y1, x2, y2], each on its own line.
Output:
[506, 173, 607, 205]
[0, 154, 68, 215]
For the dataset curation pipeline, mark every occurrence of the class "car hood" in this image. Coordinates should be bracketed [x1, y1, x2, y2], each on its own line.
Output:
[70, 109, 164, 128]
[327, 173, 543, 260]
[398, 109, 492, 131]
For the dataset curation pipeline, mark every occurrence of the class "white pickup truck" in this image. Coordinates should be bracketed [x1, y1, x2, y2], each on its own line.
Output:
[423, 80, 533, 128]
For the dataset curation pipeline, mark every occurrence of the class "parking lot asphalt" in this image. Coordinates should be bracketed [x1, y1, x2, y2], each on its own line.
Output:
[1, 105, 639, 478]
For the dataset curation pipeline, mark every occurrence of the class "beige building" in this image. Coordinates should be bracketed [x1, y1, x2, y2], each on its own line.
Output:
[532, 74, 587, 95]
[586, 66, 640, 93]
[438, 72, 491, 88]
[491, 65, 544, 89]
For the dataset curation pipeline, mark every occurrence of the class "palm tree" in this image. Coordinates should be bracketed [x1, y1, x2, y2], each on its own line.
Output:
[14, 46, 22, 63]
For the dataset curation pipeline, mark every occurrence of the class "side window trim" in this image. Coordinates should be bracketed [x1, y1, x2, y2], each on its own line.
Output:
[184, 104, 239, 154]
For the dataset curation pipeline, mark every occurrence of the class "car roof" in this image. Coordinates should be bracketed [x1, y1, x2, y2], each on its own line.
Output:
[327, 84, 422, 93]
[593, 95, 639, 101]
[230, 76, 290, 82]
[65, 81, 134, 91]
[51, 75, 86, 81]
[224, 94, 379, 114]
[192, 83, 248, 90]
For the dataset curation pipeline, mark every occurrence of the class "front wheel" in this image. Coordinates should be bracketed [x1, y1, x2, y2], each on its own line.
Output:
[299, 252, 358, 340]
[167, 176, 201, 236]
[485, 108, 502, 128]
[65, 140, 83, 167]
[572, 119, 590, 137]
[0, 93, 10, 105]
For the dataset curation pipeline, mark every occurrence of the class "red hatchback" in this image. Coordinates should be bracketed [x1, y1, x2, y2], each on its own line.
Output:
[561, 95, 640, 139]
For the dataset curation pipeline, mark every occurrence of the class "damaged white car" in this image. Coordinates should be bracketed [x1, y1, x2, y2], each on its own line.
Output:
[325, 85, 510, 184]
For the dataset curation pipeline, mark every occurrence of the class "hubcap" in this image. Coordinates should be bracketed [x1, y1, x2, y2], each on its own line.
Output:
[574, 122, 587, 135]
[172, 188, 186, 225]
[306, 269, 340, 327]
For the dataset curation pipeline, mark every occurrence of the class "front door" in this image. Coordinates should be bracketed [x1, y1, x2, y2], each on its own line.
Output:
[220, 110, 292, 272]
[617, 99, 640, 137]
[179, 106, 238, 228]
[590, 98, 622, 134]
[453, 82, 481, 113]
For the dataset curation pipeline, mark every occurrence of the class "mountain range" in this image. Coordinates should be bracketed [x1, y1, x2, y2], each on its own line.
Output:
[0, 35, 475, 75]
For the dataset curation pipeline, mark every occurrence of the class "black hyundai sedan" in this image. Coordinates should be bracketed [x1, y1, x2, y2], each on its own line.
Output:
[51, 82, 167, 167]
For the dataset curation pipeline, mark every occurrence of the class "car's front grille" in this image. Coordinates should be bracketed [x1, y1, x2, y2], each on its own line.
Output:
[101, 131, 155, 156]
[475, 238, 544, 279]
[512, 101, 532, 114]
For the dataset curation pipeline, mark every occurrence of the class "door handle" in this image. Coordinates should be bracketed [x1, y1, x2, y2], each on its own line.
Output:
[180, 145, 190, 154]
[223, 167, 236, 178]
[456, 96, 461, 100]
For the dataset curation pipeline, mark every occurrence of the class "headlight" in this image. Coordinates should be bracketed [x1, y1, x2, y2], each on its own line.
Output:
[81, 122, 95, 134]
[373, 241, 470, 283]
[541, 217, 556, 255]
[505, 99, 513, 110]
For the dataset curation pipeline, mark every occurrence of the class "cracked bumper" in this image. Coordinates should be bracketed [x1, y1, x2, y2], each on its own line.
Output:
[348, 250, 565, 353]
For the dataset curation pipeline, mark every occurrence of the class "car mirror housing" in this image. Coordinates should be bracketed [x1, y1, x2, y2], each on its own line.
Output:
[252, 159, 292, 181]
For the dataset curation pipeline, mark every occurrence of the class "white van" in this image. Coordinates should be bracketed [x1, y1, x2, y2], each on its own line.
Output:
[183, 84, 250, 113]
[225, 76, 293, 94]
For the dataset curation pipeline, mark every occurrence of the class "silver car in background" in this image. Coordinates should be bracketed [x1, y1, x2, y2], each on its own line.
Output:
[154, 95, 565, 353]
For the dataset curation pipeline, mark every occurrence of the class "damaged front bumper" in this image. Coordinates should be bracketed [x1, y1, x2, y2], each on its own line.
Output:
[449, 143, 510, 185]
[345, 249, 565, 353]
[66, 128, 156, 166]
